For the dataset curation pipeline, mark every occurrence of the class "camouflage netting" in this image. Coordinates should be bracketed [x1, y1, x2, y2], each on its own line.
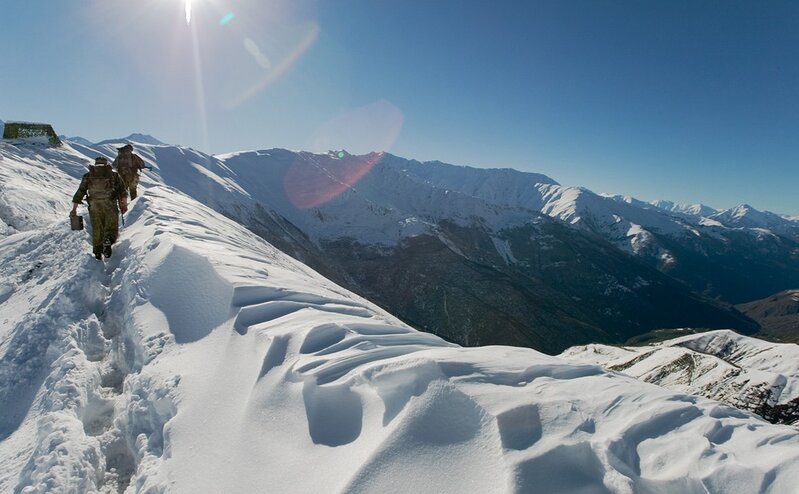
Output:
[2, 121, 62, 146]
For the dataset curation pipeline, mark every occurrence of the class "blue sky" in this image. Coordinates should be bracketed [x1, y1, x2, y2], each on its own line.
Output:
[2, 1, 798, 214]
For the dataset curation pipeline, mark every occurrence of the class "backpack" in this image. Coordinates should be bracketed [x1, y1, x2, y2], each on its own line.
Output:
[86, 165, 118, 202]
[115, 153, 136, 177]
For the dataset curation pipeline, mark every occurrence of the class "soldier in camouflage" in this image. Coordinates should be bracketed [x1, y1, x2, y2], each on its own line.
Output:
[112, 143, 147, 199]
[71, 156, 128, 260]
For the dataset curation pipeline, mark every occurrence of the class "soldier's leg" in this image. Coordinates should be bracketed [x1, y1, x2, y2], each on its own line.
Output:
[120, 173, 136, 200]
[94, 206, 119, 258]
[108, 207, 120, 244]
[129, 174, 139, 200]
[89, 210, 103, 258]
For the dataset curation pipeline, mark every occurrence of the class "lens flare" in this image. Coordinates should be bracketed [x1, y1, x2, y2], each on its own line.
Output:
[225, 23, 320, 109]
[309, 100, 404, 156]
[283, 100, 405, 209]
[244, 38, 272, 70]
[220, 12, 234, 26]
[283, 152, 386, 210]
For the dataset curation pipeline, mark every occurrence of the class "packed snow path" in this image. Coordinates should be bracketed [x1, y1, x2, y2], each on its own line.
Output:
[1, 145, 798, 492]
[0, 218, 146, 491]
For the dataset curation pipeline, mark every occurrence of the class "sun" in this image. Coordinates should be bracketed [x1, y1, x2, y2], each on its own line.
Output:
[184, 0, 192, 25]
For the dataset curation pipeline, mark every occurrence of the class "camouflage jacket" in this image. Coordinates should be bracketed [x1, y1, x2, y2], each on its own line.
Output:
[72, 165, 128, 206]
[112, 152, 146, 177]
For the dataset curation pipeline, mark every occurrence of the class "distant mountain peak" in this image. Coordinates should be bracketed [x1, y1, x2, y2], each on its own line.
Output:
[60, 135, 95, 146]
[126, 133, 164, 145]
[97, 133, 165, 147]
[716, 203, 764, 221]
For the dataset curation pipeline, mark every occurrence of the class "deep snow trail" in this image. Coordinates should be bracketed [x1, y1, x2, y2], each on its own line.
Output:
[0, 216, 140, 492]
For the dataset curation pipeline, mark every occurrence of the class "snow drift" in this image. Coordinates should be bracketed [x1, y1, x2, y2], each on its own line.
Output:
[1, 141, 799, 493]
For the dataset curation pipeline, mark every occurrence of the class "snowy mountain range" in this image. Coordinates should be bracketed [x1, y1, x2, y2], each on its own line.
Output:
[5, 136, 798, 352]
[2, 136, 799, 492]
[49, 139, 771, 352]
[535, 185, 799, 302]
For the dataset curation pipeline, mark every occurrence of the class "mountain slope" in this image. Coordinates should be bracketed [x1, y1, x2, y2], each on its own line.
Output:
[737, 290, 799, 344]
[561, 330, 799, 426]
[1, 140, 799, 492]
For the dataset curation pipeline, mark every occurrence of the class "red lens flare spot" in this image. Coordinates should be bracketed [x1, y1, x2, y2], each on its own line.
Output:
[283, 152, 385, 209]
[284, 100, 403, 209]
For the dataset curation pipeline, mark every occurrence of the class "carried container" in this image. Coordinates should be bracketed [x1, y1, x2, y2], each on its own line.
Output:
[70, 212, 84, 231]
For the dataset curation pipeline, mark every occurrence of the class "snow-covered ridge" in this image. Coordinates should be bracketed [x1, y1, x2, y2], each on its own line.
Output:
[140, 146, 547, 246]
[1, 139, 799, 492]
[709, 204, 799, 236]
[378, 153, 559, 209]
[649, 200, 719, 218]
[533, 184, 694, 254]
[561, 330, 799, 426]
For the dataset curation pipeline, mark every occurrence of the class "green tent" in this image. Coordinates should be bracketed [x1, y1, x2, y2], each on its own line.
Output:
[2, 121, 62, 147]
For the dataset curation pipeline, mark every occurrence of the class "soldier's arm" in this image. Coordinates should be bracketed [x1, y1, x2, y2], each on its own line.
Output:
[114, 174, 128, 199]
[115, 174, 129, 212]
[72, 176, 89, 206]
[134, 155, 147, 170]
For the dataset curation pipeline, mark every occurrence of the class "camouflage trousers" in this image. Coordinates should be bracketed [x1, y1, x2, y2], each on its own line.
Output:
[120, 172, 140, 200]
[88, 201, 119, 255]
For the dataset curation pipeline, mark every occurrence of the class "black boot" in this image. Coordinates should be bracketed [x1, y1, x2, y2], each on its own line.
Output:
[94, 248, 102, 260]
[103, 235, 113, 258]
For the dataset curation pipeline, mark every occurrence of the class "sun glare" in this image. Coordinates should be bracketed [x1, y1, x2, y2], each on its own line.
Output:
[185, 0, 192, 25]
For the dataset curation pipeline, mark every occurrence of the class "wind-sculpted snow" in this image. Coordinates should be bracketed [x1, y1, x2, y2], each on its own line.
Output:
[1, 143, 799, 492]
